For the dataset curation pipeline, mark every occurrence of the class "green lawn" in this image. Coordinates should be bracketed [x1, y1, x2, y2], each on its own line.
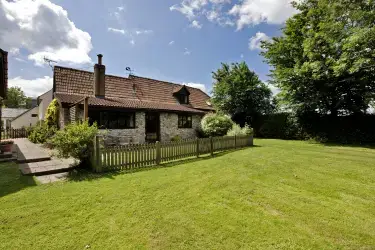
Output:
[1, 139, 375, 249]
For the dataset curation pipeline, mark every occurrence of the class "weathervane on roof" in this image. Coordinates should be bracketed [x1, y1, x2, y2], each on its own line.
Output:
[125, 67, 134, 76]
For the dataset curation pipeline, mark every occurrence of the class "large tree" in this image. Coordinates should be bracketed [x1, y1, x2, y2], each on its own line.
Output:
[262, 0, 375, 116]
[211, 62, 274, 125]
[4, 87, 32, 109]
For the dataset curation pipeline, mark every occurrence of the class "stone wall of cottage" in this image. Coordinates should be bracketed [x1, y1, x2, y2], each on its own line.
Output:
[59, 107, 202, 143]
[59, 108, 71, 128]
[69, 105, 84, 123]
[160, 113, 202, 142]
[102, 112, 146, 144]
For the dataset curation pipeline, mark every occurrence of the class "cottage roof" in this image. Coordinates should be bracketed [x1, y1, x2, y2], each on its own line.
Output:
[53, 66, 214, 113]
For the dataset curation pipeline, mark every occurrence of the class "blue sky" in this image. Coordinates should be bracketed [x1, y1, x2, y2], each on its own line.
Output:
[1, 0, 298, 97]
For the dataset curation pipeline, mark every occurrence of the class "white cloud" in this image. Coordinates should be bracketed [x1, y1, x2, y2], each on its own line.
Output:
[8, 76, 53, 97]
[206, 9, 219, 22]
[249, 32, 270, 50]
[108, 27, 126, 34]
[183, 82, 207, 92]
[170, 0, 208, 19]
[240, 54, 244, 58]
[0, 0, 92, 65]
[206, 9, 234, 27]
[9, 48, 20, 55]
[14, 57, 26, 62]
[171, 0, 233, 27]
[183, 48, 191, 55]
[111, 6, 125, 21]
[229, 0, 298, 30]
[190, 20, 202, 29]
[135, 30, 153, 35]
[107, 28, 152, 45]
[211, 0, 230, 3]
[169, 41, 175, 45]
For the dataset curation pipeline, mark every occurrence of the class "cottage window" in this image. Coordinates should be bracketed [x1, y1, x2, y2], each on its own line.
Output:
[89, 110, 135, 129]
[177, 94, 189, 104]
[178, 115, 192, 128]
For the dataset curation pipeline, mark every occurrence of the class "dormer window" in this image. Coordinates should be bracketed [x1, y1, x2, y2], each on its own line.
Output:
[173, 85, 190, 104]
[177, 94, 189, 104]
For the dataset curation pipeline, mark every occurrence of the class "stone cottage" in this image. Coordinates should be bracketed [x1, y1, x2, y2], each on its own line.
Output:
[53, 54, 214, 143]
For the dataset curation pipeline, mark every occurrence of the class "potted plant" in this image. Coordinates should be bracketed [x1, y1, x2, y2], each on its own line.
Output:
[0, 140, 14, 153]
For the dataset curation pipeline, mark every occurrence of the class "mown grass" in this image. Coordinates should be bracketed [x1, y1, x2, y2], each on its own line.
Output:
[0, 139, 374, 249]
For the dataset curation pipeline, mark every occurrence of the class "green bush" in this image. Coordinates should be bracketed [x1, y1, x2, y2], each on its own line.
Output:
[227, 124, 253, 136]
[51, 121, 98, 161]
[201, 113, 234, 137]
[45, 99, 60, 128]
[171, 135, 182, 142]
[195, 127, 209, 138]
[28, 122, 57, 144]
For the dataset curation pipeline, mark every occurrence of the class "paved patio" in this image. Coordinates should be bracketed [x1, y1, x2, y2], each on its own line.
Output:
[14, 138, 51, 163]
[14, 138, 78, 176]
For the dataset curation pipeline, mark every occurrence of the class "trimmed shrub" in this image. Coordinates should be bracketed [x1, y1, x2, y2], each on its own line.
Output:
[28, 122, 57, 144]
[227, 124, 253, 136]
[45, 99, 60, 128]
[201, 113, 234, 137]
[51, 121, 98, 161]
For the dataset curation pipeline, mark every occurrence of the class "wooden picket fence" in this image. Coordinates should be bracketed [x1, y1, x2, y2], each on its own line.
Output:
[91, 135, 253, 172]
[1, 128, 29, 139]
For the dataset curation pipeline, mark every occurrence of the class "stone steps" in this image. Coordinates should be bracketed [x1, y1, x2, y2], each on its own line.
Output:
[14, 138, 78, 176]
[0, 151, 18, 163]
[19, 158, 78, 176]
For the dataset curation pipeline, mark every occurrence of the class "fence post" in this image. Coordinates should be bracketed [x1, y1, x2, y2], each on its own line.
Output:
[210, 137, 214, 156]
[156, 141, 161, 165]
[93, 135, 102, 172]
[249, 135, 254, 146]
[196, 138, 200, 158]
[234, 135, 237, 149]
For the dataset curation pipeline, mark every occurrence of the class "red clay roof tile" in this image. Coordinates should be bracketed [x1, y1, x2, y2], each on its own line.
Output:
[54, 66, 214, 112]
[55, 93, 206, 114]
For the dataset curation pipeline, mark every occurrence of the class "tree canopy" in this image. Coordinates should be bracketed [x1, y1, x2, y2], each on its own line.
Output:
[262, 0, 375, 116]
[211, 62, 274, 125]
[4, 87, 33, 109]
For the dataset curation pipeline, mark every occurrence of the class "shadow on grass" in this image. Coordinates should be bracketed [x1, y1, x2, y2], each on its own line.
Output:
[258, 137, 375, 150]
[320, 142, 375, 150]
[0, 162, 37, 197]
[67, 146, 259, 182]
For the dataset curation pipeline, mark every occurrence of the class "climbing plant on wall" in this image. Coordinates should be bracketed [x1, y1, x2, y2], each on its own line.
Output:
[45, 99, 60, 128]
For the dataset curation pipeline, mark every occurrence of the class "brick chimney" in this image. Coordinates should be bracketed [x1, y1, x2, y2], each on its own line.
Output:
[0, 49, 8, 99]
[94, 54, 105, 97]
